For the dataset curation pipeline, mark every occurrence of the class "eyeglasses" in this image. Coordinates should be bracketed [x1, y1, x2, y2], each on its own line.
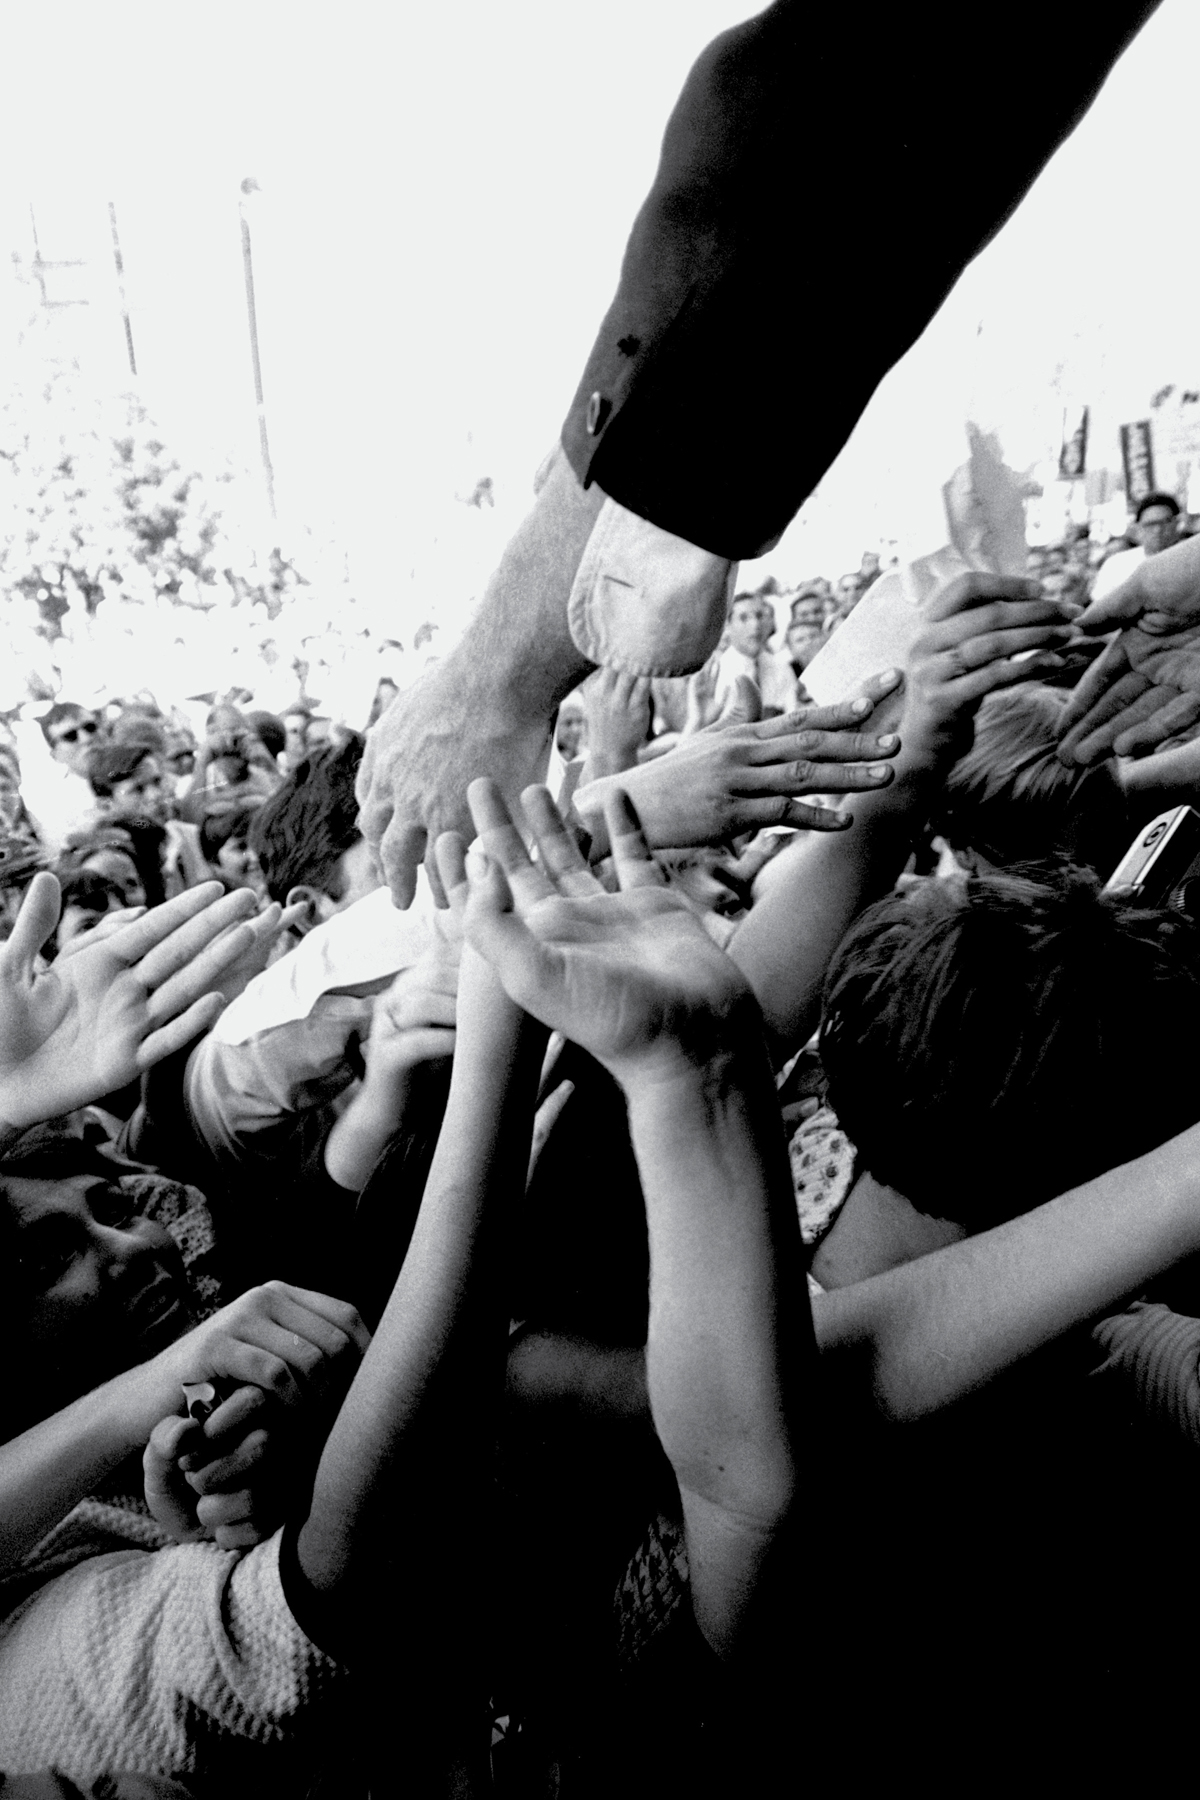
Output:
[51, 721, 98, 748]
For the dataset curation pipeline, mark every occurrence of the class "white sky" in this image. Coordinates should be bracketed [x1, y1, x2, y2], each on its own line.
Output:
[2, 0, 1199, 595]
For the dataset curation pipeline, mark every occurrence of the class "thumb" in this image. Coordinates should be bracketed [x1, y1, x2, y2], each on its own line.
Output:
[720, 674, 763, 725]
[1074, 571, 1150, 636]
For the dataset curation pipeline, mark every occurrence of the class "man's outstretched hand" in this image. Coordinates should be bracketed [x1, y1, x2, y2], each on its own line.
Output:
[1059, 535, 1200, 764]
[357, 665, 557, 910]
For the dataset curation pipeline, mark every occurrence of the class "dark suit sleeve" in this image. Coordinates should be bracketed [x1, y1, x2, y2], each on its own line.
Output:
[563, 0, 1160, 560]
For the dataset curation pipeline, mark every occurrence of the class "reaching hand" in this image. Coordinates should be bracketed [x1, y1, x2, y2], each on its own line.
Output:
[573, 670, 904, 856]
[580, 666, 654, 777]
[0, 877, 264, 1132]
[139, 1280, 370, 1422]
[435, 780, 760, 1083]
[897, 572, 1076, 778]
[1058, 535, 1200, 762]
[364, 908, 462, 1081]
[357, 666, 556, 910]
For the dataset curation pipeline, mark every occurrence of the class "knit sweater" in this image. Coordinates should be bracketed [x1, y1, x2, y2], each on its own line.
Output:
[0, 1516, 343, 1784]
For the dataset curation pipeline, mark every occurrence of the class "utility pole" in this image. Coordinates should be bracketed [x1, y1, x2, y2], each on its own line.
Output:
[28, 204, 88, 311]
[107, 201, 138, 377]
[238, 177, 276, 521]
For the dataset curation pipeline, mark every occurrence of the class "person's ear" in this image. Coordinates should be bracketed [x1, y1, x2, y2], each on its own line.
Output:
[284, 885, 335, 933]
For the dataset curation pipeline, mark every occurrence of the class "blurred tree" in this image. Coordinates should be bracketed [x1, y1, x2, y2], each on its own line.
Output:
[0, 363, 309, 645]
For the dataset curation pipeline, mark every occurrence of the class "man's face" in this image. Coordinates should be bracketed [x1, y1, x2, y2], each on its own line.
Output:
[728, 601, 770, 657]
[82, 848, 147, 909]
[110, 756, 172, 825]
[1139, 505, 1179, 557]
[786, 621, 822, 669]
[47, 714, 98, 775]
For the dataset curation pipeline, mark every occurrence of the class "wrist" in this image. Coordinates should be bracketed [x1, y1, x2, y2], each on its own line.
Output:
[611, 1004, 772, 1106]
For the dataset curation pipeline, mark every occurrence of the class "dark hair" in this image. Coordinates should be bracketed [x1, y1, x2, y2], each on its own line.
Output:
[929, 686, 1129, 874]
[38, 702, 90, 746]
[249, 736, 365, 904]
[109, 711, 168, 757]
[96, 815, 168, 908]
[200, 802, 263, 866]
[1134, 491, 1181, 522]
[87, 742, 158, 800]
[820, 867, 1200, 1231]
[245, 710, 287, 761]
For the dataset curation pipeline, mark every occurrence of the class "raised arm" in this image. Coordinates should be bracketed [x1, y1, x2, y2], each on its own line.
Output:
[728, 573, 1073, 1055]
[292, 901, 544, 1634]
[456, 778, 810, 1657]
[812, 1121, 1200, 1421]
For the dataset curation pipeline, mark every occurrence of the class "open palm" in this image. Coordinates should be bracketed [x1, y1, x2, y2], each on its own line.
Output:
[438, 780, 756, 1081]
[0, 876, 262, 1131]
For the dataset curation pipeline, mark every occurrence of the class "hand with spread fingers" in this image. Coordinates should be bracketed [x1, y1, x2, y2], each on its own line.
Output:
[572, 669, 905, 858]
[898, 572, 1077, 778]
[0, 876, 263, 1134]
[1058, 535, 1200, 764]
[435, 779, 760, 1081]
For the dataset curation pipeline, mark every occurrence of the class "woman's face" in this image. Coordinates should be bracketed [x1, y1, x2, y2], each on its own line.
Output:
[216, 834, 264, 893]
[82, 849, 146, 910]
[2, 1174, 192, 1422]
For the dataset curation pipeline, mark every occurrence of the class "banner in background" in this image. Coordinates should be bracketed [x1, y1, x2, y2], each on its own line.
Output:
[1058, 406, 1089, 479]
[1120, 420, 1156, 506]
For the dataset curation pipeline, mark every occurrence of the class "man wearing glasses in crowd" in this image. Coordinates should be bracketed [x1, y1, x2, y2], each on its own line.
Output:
[39, 702, 98, 775]
[23, 702, 102, 852]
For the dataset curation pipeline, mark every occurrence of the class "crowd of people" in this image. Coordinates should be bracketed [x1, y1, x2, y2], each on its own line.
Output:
[3, 0, 1196, 1790]
[3, 479, 1200, 1793]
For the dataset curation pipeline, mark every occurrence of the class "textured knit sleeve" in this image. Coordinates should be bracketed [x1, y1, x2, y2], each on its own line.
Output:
[1088, 1300, 1200, 1447]
[0, 1530, 344, 1784]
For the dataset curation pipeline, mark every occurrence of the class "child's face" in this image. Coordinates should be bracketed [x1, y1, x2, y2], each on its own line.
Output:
[727, 601, 770, 657]
[110, 756, 172, 825]
[216, 835, 265, 894]
[2, 1174, 191, 1420]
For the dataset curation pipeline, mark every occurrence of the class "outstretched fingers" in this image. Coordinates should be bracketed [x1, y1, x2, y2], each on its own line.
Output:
[1113, 689, 1200, 756]
[924, 572, 1045, 623]
[3, 872, 63, 975]
[603, 790, 667, 890]
[129, 888, 258, 989]
[466, 777, 556, 909]
[520, 786, 604, 897]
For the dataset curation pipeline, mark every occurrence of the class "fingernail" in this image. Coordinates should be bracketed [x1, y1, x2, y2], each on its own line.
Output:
[879, 668, 901, 686]
[876, 734, 898, 750]
[868, 764, 891, 778]
[833, 811, 852, 827]
[851, 697, 871, 715]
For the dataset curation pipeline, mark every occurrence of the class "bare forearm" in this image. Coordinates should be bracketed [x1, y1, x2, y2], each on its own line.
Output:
[322, 1067, 415, 1193]
[624, 1036, 811, 1520]
[0, 1369, 164, 1568]
[813, 1123, 1200, 1421]
[446, 452, 599, 724]
[297, 995, 544, 1595]
[728, 775, 925, 1057]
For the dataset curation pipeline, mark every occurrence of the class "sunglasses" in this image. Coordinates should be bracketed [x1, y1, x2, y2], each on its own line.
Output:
[51, 721, 98, 747]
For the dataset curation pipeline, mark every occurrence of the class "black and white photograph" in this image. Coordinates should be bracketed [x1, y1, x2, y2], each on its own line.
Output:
[1, 2, 1200, 1793]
